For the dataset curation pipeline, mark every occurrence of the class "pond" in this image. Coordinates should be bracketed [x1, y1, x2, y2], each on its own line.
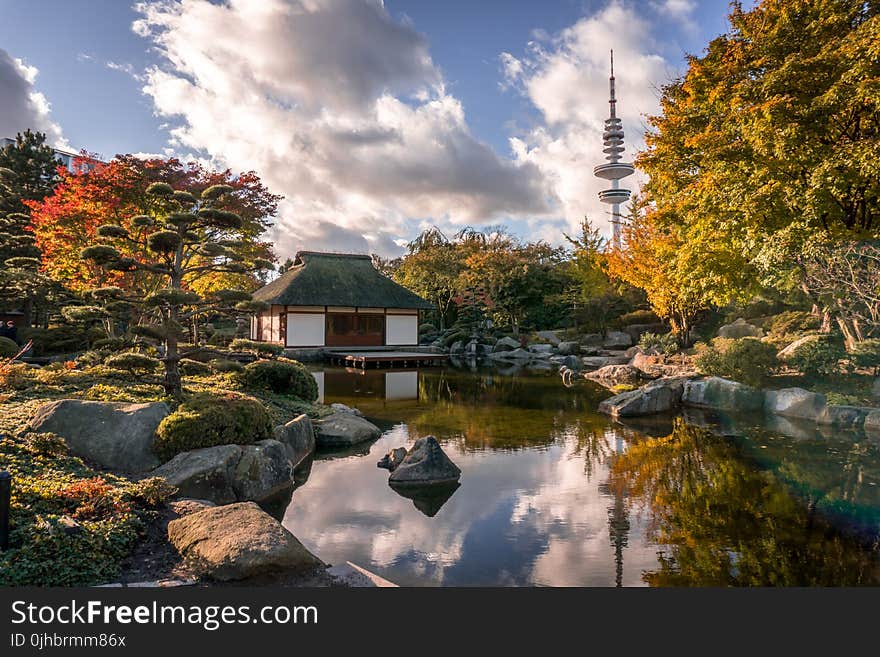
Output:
[282, 365, 880, 586]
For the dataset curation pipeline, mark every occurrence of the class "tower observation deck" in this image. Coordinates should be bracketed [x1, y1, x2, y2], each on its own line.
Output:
[593, 50, 634, 248]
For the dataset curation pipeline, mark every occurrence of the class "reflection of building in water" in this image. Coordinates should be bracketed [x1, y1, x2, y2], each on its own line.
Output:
[312, 369, 419, 404]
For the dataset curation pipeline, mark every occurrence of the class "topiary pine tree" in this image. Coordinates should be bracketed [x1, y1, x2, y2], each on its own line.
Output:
[81, 182, 271, 397]
[0, 130, 62, 322]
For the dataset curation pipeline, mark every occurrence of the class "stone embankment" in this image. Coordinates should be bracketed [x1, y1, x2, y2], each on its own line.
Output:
[599, 374, 880, 435]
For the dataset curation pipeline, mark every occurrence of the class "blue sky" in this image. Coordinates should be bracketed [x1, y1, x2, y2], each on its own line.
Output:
[0, 0, 739, 257]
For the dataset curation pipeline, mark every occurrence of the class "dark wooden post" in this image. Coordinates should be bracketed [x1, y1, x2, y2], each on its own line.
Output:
[0, 470, 11, 551]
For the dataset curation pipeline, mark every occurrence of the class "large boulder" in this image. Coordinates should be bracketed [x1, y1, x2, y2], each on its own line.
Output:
[817, 405, 869, 429]
[388, 436, 461, 486]
[561, 355, 583, 371]
[717, 318, 763, 339]
[273, 414, 315, 469]
[682, 377, 764, 412]
[232, 440, 296, 503]
[28, 400, 168, 472]
[314, 411, 382, 447]
[528, 343, 554, 354]
[167, 502, 323, 581]
[585, 364, 642, 387]
[581, 333, 604, 346]
[557, 341, 580, 356]
[765, 388, 827, 421]
[872, 378, 880, 399]
[535, 330, 560, 346]
[603, 331, 633, 349]
[494, 336, 521, 352]
[151, 445, 244, 505]
[598, 377, 689, 418]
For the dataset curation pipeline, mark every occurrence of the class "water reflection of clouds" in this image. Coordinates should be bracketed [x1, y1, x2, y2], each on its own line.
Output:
[283, 422, 661, 586]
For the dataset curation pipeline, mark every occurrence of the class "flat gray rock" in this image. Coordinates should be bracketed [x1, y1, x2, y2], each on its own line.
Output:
[315, 411, 382, 447]
[29, 399, 168, 472]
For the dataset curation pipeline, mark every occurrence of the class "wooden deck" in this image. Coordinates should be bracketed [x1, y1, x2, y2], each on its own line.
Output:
[324, 350, 448, 369]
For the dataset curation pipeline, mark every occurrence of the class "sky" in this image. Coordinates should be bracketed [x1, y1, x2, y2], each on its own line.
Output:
[0, 0, 738, 260]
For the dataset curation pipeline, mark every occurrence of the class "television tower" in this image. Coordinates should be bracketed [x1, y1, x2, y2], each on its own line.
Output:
[593, 50, 634, 249]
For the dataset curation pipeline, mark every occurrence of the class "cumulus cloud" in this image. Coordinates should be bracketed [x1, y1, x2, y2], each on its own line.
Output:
[0, 48, 66, 147]
[132, 0, 552, 258]
[502, 1, 675, 239]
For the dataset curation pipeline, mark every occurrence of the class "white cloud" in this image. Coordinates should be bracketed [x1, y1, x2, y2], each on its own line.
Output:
[0, 48, 67, 148]
[650, 0, 698, 31]
[502, 1, 675, 240]
[133, 0, 552, 258]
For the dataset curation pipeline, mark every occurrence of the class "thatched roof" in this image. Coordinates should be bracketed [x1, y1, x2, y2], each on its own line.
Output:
[252, 251, 433, 309]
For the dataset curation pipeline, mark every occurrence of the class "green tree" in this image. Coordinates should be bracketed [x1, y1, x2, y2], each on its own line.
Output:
[81, 182, 271, 396]
[637, 0, 880, 327]
[563, 218, 625, 335]
[0, 130, 63, 323]
[395, 227, 463, 331]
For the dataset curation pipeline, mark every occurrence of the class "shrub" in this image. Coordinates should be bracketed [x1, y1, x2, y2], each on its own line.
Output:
[128, 477, 177, 507]
[105, 352, 160, 377]
[33, 362, 71, 386]
[789, 336, 845, 378]
[153, 391, 273, 461]
[209, 358, 243, 373]
[180, 358, 212, 377]
[0, 335, 19, 357]
[18, 325, 90, 356]
[766, 311, 821, 338]
[75, 350, 107, 367]
[59, 477, 132, 521]
[229, 338, 283, 357]
[695, 337, 779, 387]
[91, 337, 128, 351]
[0, 363, 30, 390]
[639, 331, 679, 356]
[419, 322, 436, 334]
[442, 331, 468, 348]
[850, 339, 880, 375]
[237, 358, 318, 401]
[22, 431, 68, 456]
[617, 309, 661, 326]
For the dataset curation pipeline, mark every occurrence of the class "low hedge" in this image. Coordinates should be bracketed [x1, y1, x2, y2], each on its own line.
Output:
[236, 358, 318, 401]
[153, 391, 273, 461]
[229, 338, 284, 357]
[0, 335, 19, 357]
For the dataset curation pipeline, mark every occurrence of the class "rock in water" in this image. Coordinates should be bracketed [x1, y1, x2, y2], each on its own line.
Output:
[682, 377, 764, 412]
[377, 447, 408, 471]
[273, 414, 315, 468]
[28, 399, 168, 472]
[765, 388, 827, 421]
[388, 436, 461, 486]
[232, 439, 296, 503]
[151, 445, 243, 504]
[167, 502, 323, 581]
[314, 411, 382, 447]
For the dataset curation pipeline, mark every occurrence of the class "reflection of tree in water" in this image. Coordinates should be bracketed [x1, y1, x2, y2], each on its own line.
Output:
[403, 368, 609, 451]
[610, 419, 880, 586]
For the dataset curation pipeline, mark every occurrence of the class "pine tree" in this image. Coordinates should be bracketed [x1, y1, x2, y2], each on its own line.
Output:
[0, 130, 62, 322]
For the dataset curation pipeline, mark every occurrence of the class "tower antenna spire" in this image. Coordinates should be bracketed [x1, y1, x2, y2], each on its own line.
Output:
[593, 48, 634, 249]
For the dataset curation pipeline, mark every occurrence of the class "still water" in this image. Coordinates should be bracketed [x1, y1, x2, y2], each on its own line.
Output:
[283, 366, 880, 586]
